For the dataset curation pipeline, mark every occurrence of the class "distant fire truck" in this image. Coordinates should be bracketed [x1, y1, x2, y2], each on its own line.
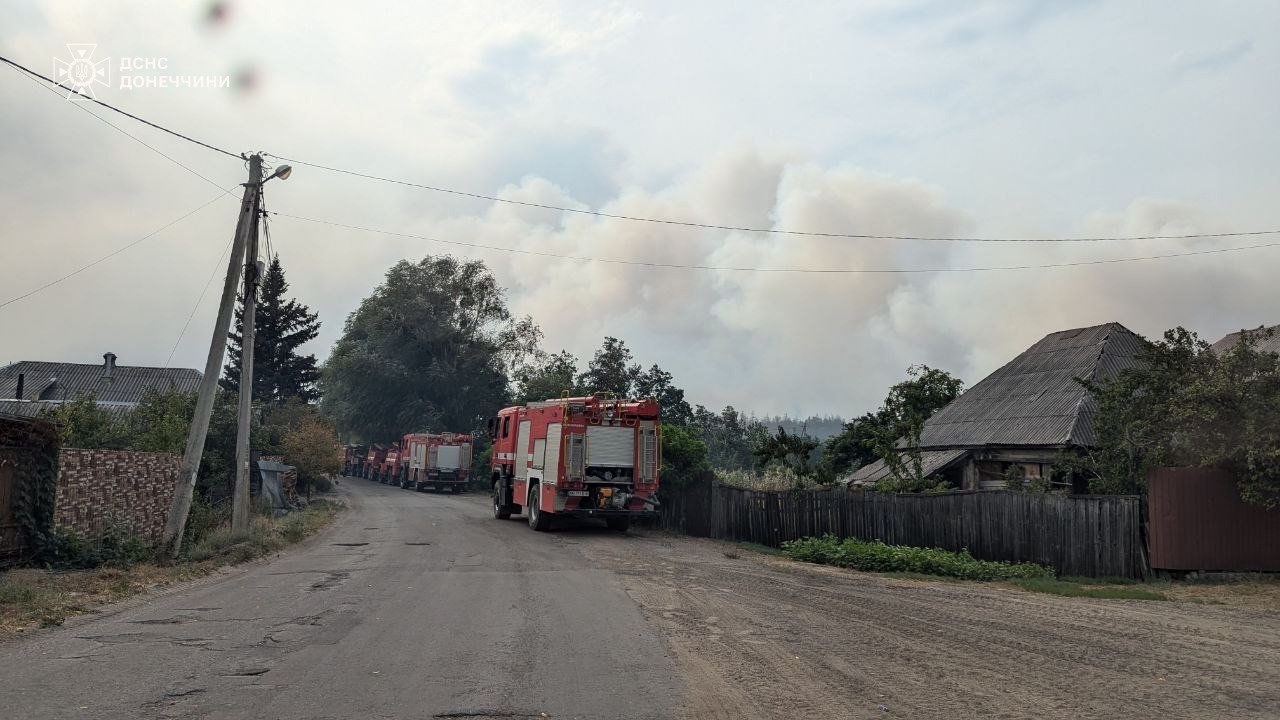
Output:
[489, 395, 660, 532]
[399, 432, 474, 492]
[363, 444, 389, 482]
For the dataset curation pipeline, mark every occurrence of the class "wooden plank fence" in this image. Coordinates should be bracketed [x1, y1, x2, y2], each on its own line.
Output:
[659, 479, 1145, 578]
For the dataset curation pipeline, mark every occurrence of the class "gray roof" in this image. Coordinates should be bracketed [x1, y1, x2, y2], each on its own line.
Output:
[918, 322, 1146, 449]
[1210, 325, 1280, 356]
[848, 448, 969, 486]
[0, 358, 200, 405]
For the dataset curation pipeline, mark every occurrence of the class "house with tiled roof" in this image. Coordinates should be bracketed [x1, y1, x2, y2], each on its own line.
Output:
[0, 353, 201, 418]
[849, 322, 1147, 492]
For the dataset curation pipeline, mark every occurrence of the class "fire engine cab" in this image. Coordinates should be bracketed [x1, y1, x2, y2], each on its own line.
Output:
[400, 432, 473, 492]
[489, 395, 660, 532]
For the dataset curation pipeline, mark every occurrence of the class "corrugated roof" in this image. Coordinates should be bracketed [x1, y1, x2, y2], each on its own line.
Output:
[0, 358, 200, 405]
[919, 322, 1145, 449]
[847, 448, 970, 486]
[1210, 324, 1280, 356]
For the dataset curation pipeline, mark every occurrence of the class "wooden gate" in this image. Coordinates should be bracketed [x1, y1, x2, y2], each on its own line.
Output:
[0, 450, 24, 559]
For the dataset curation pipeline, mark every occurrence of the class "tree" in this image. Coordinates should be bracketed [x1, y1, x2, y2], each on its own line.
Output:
[282, 414, 342, 495]
[513, 350, 580, 404]
[659, 422, 710, 491]
[836, 364, 964, 490]
[578, 336, 640, 397]
[820, 412, 881, 476]
[322, 256, 522, 441]
[38, 394, 128, 450]
[634, 364, 694, 426]
[1082, 326, 1280, 507]
[222, 254, 322, 404]
[753, 426, 822, 480]
[690, 404, 764, 470]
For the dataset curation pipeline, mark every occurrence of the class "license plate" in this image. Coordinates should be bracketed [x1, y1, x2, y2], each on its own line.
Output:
[567, 490, 588, 497]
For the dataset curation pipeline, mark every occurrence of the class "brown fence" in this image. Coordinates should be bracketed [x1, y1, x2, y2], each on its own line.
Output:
[1148, 467, 1280, 572]
[660, 479, 1145, 578]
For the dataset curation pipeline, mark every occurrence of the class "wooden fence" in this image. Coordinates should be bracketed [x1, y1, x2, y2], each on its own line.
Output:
[659, 479, 1145, 578]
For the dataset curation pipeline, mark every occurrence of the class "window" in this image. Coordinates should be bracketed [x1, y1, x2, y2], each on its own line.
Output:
[502, 416, 510, 438]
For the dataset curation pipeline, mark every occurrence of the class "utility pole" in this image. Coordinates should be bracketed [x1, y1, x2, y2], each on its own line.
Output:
[231, 178, 264, 531]
[160, 153, 263, 557]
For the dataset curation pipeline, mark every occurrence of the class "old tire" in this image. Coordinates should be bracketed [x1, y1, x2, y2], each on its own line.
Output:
[606, 517, 631, 532]
[527, 486, 551, 532]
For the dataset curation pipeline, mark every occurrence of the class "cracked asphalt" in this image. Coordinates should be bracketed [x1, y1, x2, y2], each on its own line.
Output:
[0, 480, 679, 720]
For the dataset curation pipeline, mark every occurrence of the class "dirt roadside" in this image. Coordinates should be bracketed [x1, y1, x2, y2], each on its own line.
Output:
[582, 532, 1280, 720]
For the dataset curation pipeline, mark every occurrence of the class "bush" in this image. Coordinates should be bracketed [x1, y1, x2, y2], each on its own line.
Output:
[183, 524, 283, 564]
[781, 534, 1053, 581]
[41, 526, 153, 570]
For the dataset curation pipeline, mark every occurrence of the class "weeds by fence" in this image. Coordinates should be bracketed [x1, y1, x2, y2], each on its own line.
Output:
[659, 479, 1145, 578]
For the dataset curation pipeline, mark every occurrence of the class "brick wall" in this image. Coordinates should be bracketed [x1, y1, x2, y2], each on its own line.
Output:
[54, 448, 178, 542]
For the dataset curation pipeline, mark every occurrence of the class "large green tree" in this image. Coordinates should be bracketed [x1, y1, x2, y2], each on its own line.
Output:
[578, 336, 640, 397]
[513, 350, 581, 404]
[222, 255, 321, 403]
[322, 256, 521, 441]
[634, 363, 694, 426]
[819, 364, 963, 488]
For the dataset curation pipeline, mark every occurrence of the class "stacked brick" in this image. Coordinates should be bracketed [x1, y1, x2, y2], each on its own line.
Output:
[53, 448, 179, 542]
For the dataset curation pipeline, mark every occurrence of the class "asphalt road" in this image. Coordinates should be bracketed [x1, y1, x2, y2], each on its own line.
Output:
[0, 479, 680, 720]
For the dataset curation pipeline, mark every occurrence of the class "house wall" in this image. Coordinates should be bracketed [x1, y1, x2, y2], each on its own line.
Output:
[957, 447, 1071, 491]
[54, 448, 178, 542]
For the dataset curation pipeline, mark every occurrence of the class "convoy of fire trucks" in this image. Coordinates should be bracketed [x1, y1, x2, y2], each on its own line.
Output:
[340, 393, 662, 532]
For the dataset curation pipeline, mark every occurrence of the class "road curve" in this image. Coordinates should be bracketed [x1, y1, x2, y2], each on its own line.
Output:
[0, 479, 680, 720]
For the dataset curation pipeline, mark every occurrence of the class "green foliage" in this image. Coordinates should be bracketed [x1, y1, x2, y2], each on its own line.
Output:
[691, 404, 766, 471]
[1081, 326, 1280, 507]
[716, 466, 825, 491]
[281, 413, 342, 493]
[753, 426, 827, 483]
[577, 336, 640, 397]
[38, 394, 128, 450]
[659, 422, 710, 490]
[634, 364, 693, 426]
[822, 365, 963, 482]
[1, 417, 61, 560]
[782, 534, 1053, 581]
[41, 525, 153, 570]
[322, 256, 519, 441]
[513, 349, 580, 404]
[125, 389, 196, 453]
[222, 254, 322, 403]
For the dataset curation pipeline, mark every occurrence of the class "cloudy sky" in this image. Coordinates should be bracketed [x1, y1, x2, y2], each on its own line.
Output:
[1, 1, 1277, 417]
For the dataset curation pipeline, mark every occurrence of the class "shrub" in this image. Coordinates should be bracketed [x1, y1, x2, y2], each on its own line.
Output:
[41, 524, 153, 570]
[781, 534, 1053, 581]
[183, 524, 283, 564]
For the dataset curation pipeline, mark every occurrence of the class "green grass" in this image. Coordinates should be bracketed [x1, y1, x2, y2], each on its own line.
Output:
[781, 534, 1053, 581]
[1011, 577, 1168, 601]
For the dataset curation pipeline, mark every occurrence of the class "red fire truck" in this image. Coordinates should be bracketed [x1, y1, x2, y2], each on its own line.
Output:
[364, 444, 389, 481]
[399, 432, 473, 492]
[377, 443, 402, 484]
[488, 395, 660, 532]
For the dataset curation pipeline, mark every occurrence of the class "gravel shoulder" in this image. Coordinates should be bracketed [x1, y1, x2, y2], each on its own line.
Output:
[583, 531, 1280, 720]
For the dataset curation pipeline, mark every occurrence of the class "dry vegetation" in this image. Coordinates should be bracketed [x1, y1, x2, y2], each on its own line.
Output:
[0, 499, 341, 639]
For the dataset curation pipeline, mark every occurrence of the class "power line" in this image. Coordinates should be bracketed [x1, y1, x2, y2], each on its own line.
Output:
[0, 53, 242, 160]
[265, 153, 1280, 244]
[269, 210, 1280, 274]
[166, 236, 235, 368]
[0, 190, 235, 310]
[9, 62, 227, 191]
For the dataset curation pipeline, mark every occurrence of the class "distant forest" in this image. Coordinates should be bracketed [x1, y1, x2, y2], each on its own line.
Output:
[753, 415, 847, 440]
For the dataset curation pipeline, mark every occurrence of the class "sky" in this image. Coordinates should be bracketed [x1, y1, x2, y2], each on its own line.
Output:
[1, 1, 1277, 417]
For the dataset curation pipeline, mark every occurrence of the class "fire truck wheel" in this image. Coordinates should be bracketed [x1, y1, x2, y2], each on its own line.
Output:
[527, 487, 552, 532]
[606, 517, 631, 532]
[492, 482, 511, 520]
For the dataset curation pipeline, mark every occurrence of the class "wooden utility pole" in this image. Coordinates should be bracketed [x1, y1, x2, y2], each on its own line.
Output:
[160, 153, 263, 557]
[231, 178, 264, 531]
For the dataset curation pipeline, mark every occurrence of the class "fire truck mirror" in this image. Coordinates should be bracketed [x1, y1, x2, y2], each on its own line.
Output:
[486, 417, 497, 438]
